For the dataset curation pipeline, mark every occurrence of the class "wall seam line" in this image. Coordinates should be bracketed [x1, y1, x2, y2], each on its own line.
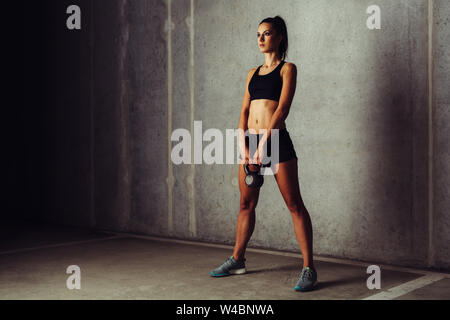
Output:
[189, 0, 197, 238]
[427, 0, 435, 268]
[167, 0, 174, 235]
[189, 0, 197, 237]
[89, 0, 96, 228]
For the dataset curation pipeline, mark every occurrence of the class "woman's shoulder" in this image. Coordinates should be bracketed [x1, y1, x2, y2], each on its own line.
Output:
[250, 65, 261, 73]
[246, 65, 260, 80]
[281, 61, 297, 76]
[282, 61, 297, 70]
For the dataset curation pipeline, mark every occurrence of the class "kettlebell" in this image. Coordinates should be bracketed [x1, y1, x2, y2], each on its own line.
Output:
[244, 163, 264, 188]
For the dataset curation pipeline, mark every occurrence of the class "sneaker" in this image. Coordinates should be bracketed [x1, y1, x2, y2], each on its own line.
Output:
[294, 266, 318, 292]
[209, 256, 246, 277]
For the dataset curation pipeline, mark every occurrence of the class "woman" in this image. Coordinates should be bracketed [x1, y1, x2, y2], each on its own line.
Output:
[209, 16, 317, 292]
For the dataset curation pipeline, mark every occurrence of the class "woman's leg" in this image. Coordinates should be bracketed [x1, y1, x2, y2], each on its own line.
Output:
[274, 159, 315, 269]
[232, 163, 261, 261]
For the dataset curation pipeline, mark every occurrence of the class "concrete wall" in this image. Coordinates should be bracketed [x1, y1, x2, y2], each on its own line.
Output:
[28, 0, 450, 270]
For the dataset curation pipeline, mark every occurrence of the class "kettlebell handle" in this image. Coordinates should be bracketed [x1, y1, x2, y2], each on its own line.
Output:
[244, 163, 261, 175]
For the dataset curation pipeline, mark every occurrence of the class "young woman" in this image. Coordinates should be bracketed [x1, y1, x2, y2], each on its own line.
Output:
[209, 16, 317, 292]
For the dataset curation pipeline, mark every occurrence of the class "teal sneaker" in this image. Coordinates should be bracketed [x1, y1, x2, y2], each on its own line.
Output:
[209, 256, 246, 277]
[294, 266, 318, 292]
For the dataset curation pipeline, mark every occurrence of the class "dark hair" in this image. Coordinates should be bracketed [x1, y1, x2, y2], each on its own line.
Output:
[259, 16, 288, 61]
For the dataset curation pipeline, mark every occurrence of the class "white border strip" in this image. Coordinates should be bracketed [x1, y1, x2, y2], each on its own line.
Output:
[362, 274, 444, 300]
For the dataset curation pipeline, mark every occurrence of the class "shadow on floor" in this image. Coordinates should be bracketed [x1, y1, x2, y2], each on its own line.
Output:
[246, 263, 300, 274]
[247, 264, 365, 290]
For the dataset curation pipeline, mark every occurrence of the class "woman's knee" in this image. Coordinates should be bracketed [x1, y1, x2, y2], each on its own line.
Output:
[239, 198, 258, 212]
[286, 200, 306, 215]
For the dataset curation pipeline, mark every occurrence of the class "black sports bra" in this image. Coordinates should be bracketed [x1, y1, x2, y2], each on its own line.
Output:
[248, 60, 285, 102]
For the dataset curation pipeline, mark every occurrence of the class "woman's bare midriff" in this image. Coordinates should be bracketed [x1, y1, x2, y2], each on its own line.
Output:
[247, 99, 286, 134]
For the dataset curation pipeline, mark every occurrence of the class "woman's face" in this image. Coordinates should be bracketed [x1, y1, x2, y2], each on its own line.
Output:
[257, 22, 281, 54]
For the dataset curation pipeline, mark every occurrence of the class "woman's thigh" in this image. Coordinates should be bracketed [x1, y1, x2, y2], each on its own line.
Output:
[273, 158, 306, 212]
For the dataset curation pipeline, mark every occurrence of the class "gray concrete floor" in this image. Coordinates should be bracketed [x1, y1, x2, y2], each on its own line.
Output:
[0, 219, 449, 300]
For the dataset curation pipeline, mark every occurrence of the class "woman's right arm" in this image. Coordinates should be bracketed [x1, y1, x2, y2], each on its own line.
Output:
[238, 68, 255, 164]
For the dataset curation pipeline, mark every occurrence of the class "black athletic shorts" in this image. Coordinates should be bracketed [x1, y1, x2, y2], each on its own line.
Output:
[240, 128, 298, 168]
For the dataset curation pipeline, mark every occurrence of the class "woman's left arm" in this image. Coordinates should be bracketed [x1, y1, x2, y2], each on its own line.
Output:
[256, 63, 297, 159]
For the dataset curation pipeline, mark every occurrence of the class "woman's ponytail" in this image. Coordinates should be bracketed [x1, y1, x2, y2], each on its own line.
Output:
[260, 15, 288, 61]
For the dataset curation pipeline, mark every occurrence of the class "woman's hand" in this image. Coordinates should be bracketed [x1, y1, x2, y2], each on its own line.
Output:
[250, 146, 264, 166]
[239, 146, 250, 165]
